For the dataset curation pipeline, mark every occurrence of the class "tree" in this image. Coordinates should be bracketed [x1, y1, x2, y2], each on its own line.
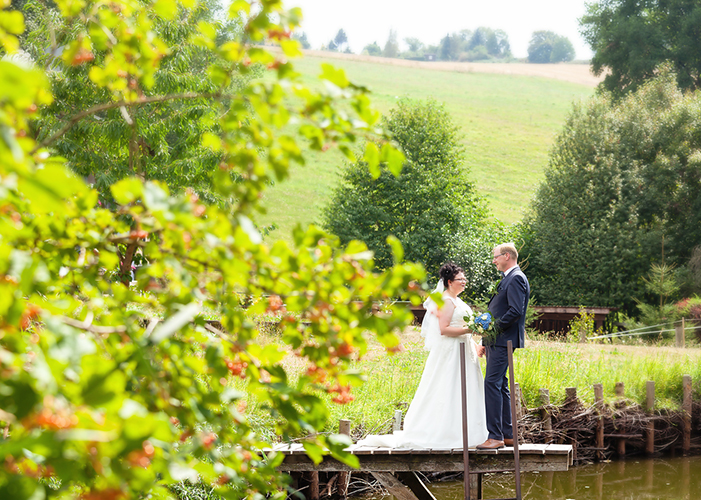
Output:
[333, 28, 348, 52]
[293, 31, 311, 49]
[527, 31, 574, 63]
[439, 33, 461, 61]
[550, 36, 575, 63]
[523, 67, 701, 312]
[322, 99, 488, 276]
[362, 41, 382, 56]
[440, 28, 510, 62]
[383, 29, 399, 58]
[404, 37, 424, 53]
[0, 1, 421, 499]
[581, 0, 701, 96]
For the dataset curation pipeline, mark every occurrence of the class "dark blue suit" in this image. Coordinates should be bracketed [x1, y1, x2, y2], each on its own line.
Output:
[484, 266, 530, 441]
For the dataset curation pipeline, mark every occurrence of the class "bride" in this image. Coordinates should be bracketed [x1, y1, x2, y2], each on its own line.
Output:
[358, 263, 489, 449]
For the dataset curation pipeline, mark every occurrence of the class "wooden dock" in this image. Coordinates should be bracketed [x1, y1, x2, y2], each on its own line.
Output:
[274, 443, 573, 499]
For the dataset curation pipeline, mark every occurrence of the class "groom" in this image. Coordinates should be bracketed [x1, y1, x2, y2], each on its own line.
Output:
[477, 243, 530, 450]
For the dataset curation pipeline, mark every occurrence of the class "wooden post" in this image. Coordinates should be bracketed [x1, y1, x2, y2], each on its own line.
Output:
[646, 381, 655, 455]
[614, 382, 626, 456]
[394, 472, 438, 500]
[459, 342, 472, 500]
[310, 471, 319, 500]
[565, 387, 577, 402]
[614, 382, 624, 399]
[564, 387, 578, 458]
[683, 374, 692, 455]
[539, 388, 552, 435]
[338, 419, 351, 498]
[514, 382, 523, 420]
[594, 383, 604, 461]
[393, 410, 403, 432]
[371, 472, 420, 500]
[675, 318, 685, 348]
[578, 326, 587, 343]
[507, 341, 522, 500]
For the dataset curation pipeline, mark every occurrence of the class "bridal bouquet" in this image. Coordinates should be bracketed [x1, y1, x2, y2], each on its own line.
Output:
[464, 311, 497, 341]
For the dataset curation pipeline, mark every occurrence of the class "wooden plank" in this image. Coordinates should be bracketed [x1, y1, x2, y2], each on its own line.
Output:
[544, 444, 573, 455]
[372, 447, 392, 455]
[473, 448, 499, 455]
[396, 472, 438, 500]
[371, 472, 419, 500]
[349, 446, 374, 455]
[278, 450, 571, 473]
[518, 444, 547, 454]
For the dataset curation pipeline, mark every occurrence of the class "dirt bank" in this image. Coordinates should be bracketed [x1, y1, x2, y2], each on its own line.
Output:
[299, 49, 604, 88]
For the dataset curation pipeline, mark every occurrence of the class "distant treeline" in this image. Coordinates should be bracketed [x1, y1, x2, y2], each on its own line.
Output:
[293, 28, 575, 63]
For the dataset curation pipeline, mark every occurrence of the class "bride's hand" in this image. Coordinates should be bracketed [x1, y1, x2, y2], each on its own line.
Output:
[476, 345, 486, 357]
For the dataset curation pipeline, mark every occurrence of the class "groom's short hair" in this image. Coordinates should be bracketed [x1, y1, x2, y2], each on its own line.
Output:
[495, 243, 518, 261]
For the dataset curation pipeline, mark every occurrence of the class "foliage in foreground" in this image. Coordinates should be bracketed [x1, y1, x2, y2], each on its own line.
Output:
[524, 67, 701, 313]
[0, 0, 424, 498]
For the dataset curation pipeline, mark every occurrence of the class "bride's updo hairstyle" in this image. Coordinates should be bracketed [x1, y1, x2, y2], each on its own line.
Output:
[439, 262, 464, 288]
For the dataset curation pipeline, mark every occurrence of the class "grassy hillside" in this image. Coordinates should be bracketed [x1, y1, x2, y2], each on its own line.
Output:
[257, 55, 596, 242]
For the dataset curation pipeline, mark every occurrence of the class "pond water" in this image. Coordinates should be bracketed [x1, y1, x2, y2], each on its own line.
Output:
[373, 456, 701, 500]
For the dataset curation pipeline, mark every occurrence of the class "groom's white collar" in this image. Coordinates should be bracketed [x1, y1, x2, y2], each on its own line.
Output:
[502, 265, 519, 278]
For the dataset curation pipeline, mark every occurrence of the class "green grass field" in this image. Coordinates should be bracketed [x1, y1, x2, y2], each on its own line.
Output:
[257, 55, 596, 243]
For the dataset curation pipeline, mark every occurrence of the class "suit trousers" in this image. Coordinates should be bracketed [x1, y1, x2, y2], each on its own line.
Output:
[484, 345, 512, 441]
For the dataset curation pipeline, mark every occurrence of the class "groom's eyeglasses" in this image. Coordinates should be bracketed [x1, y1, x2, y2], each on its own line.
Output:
[492, 253, 506, 260]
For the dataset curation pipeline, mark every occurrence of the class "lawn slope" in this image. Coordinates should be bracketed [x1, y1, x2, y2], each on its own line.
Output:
[258, 54, 597, 242]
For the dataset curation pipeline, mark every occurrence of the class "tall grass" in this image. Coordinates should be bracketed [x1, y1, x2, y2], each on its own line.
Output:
[234, 334, 701, 441]
[515, 343, 701, 409]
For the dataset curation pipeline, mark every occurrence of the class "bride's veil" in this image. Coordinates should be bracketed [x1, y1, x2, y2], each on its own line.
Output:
[420, 280, 444, 351]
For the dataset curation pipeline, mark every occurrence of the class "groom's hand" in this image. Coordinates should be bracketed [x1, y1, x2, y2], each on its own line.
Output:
[476, 345, 486, 357]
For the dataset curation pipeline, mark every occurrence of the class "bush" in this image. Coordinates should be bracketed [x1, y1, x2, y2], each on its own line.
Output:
[524, 67, 701, 314]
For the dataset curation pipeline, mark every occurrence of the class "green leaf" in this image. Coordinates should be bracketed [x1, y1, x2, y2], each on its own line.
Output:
[387, 235, 404, 263]
[381, 143, 405, 177]
[280, 39, 302, 58]
[18, 164, 86, 214]
[111, 177, 144, 204]
[0, 10, 25, 35]
[302, 441, 325, 465]
[364, 142, 380, 177]
[320, 63, 349, 88]
[153, 0, 178, 20]
[229, 0, 250, 17]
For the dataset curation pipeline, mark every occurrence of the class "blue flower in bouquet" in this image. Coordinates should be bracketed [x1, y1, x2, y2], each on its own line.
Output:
[474, 312, 492, 331]
[464, 311, 497, 341]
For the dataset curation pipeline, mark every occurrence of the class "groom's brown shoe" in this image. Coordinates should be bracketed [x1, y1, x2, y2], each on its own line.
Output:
[476, 439, 504, 450]
[503, 438, 515, 446]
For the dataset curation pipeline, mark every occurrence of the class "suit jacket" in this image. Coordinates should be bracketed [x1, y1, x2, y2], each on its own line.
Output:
[486, 266, 530, 349]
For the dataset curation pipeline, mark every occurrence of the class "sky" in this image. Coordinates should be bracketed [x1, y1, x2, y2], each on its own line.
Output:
[286, 0, 594, 60]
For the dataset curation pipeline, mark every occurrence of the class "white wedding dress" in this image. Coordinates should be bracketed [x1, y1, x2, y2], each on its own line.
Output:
[358, 292, 488, 449]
